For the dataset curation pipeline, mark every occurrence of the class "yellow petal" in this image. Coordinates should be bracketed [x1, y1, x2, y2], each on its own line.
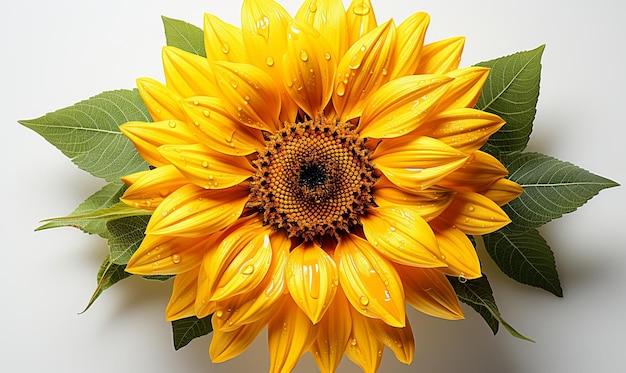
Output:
[439, 67, 490, 110]
[416, 36, 465, 75]
[282, 20, 337, 118]
[136, 77, 184, 122]
[438, 191, 511, 235]
[286, 241, 338, 324]
[159, 143, 254, 190]
[336, 233, 405, 327]
[430, 218, 481, 279]
[126, 234, 210, 276]
[397, 265, 465, 320]
[333, 20, 395, 121]
[296, 0, 348, 61]
[438, 151, 509, 192]
[181, 96, 265, 156]
[371, 135, 469, 191]
[162, 46, 216, 97]
[120, 165, 188, 210]
[417, 108, 505, 153]
[482, 177, 523, 205]
[210, 310, 274, 363]
[345, 309, 384, 373]
[373, 176, 455, 221]
[212, 231, 290, 331]
[346, 0, 378, 46]
[120, 120, 197, 167]
[358, 74, 453, 139]
[147, 184, 248, 237]
[165, 266, 201, 321]
[361, 206, 444, 267]
[204, 13, 248, 63]
[369, 316, 415, 364]
[241, 0, 299, 123]
[212, 61, 281, 133]
[268, 296, 319, 373]
[389, 12, 429, 80]
[310, 287, 352, 373]
[205, 222, 274, 302]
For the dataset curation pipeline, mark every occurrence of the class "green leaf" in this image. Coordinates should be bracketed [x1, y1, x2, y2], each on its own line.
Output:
[142, 274, 173, 281]
[451, 275, 533, 341]
[172, 315, 214, 350]
[20, 89, 150, 182]
[40, 202, 152, 227]
[162, 16, 206, 57]
[503, 152, 619, 231]
[107, 215, 150, 265]
[475, 45, 544, 156]
[36, 181, 127, 236]
[480, 231, 562, 296]
[82, 255, 132, 313]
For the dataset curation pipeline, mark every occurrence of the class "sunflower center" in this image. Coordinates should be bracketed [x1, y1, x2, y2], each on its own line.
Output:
[250, 117, 377, 241]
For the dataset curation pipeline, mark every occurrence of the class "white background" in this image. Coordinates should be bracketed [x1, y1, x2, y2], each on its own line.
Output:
[2, 1, 625, 372]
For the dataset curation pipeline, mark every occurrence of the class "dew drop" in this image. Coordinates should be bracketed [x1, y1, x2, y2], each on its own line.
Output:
[256, 16, 270, 42]
[230, 80, 238, 89]
[202, 109, 211, 117]
[201, 160, 209, 168]
[171, 254, 181, 264]
[161, 211, 168, 217]
[265, 56, 275, 67]
[389, 226, 396, 232]
[242, 264, 255, 275]
[299, 49, 309, 62]
[468, 205, 476, 212]
[350, 338, 358, 346]
[381, 67, 388, 76]
[349, 45, 367, 69]
[359, 295, 369, 306]
[336, 81, 346, 97]
[168, 120, 176, 128]
[308, 2, 318, 12]
[215, 310, 224, 318]
[221, 42, 230, 54]
[458, 273, 467, 284]
[324, 52, 332, 61]
[353, 2, 371, 15]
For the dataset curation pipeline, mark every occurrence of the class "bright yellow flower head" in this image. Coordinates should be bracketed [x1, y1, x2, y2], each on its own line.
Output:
[120, 0, 522, 371]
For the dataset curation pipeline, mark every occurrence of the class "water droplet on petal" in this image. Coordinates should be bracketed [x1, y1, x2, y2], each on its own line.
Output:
[168, 120, 176, 128]
[349, 45, 367, 70]
[359, 295, 369, 306]
[265, 56, 274, 67]
[171, 254, 181, 264]
[336, 81, 346, 97]
[353, 2, 371, 15]
[242, 264, 255, 275]
[215, 310, 224, 318]
[202, 109, 210, 117]
[221, 42, 230, 54]
[468, 205, 476, 212]
[458, 273, 467, 283]
[299, 49, 309, 62]
[201, 160, 209, 168]
[308, 2, 318, 12]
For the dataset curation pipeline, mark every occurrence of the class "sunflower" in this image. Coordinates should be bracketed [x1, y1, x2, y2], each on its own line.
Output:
[120, 0, 522, 371]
